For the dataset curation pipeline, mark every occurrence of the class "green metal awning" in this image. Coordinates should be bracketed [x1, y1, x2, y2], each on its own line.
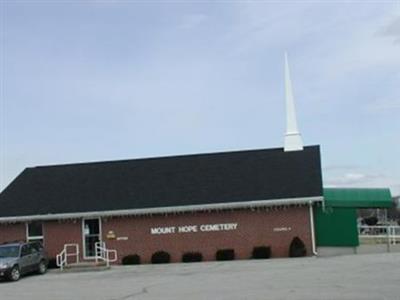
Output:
[323, 188, 393, 208]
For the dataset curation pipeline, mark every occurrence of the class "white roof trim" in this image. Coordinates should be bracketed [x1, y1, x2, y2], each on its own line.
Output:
[0, 196, 323, 223]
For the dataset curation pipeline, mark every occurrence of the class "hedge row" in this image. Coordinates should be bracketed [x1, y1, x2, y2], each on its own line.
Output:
[121, 237, 306, 265]
[122, 254, 141, 265]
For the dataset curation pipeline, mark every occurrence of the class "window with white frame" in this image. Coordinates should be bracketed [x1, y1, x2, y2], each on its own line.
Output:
[26, 222, 43, 243]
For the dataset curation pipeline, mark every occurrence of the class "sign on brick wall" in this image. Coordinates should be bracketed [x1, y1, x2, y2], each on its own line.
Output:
[150, 223, 238, 235]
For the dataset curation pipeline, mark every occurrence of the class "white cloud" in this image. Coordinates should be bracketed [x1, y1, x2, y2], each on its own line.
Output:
[344, 173, 367, 181]
[324, 166, 400, 197]
[377, 15, 400, 44]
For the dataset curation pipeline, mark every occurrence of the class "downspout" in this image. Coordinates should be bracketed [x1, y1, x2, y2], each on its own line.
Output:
[309, 201, 318, 256]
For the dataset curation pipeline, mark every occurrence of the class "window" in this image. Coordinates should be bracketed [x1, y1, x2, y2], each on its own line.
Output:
[21, 245, 30, 256]
[0, 245, 20, 258]
[26, 222, 43, 243]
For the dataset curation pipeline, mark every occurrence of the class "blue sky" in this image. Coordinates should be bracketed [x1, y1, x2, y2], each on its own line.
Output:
[1, 1, 399, 196]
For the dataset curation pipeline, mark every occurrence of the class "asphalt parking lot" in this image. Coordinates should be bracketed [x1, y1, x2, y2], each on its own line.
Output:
[0, 253, 399, 300]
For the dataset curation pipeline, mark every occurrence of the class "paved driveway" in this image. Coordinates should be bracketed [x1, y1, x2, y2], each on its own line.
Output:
[0, 253, 399, 300]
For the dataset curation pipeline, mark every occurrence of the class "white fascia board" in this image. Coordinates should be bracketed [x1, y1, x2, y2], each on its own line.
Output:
[0, 196, 323, 223]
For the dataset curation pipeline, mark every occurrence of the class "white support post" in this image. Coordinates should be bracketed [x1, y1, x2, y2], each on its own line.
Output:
[309, 201, 317, 256]
[386, 226, 391, 252]
[390, 226, 395, 245]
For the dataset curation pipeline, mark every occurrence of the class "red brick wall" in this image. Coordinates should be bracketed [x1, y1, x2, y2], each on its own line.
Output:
[102, 206, 312, 264]
[0, 205, 313, 264]
[43, 220, 83, 261]
[0, 223, 26, 244]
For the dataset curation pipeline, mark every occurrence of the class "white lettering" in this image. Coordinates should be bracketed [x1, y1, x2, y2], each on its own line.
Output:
[200, 223, 238, 232]
[150, 226, 176, 235]
[273, 227, 292, 232]
[150, 223, 238, 235]
[178, 225, 198, 233]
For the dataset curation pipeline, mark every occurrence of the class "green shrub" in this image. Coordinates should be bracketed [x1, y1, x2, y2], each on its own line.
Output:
[251, 246, 271, 259]
[182, 252, 203, 263]
[216, 249, 235, 261]
[289, 237, 306, 257]
[151, 251, 171, 264]
[122, 254, 141, 265]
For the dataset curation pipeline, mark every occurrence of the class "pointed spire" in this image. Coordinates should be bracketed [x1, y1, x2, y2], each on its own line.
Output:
[284, 52, 303, 152]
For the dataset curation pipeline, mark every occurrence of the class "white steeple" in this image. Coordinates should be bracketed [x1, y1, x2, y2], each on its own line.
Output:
[284, 52, 303, 152]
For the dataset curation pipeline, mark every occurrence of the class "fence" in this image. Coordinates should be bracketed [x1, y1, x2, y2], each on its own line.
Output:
[358, 225, 400, 245]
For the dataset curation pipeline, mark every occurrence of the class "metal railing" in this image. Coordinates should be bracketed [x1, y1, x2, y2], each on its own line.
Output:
[56, 243, 79, 271]
[358, 225, 400, 245]
[95, 241, 118, 267]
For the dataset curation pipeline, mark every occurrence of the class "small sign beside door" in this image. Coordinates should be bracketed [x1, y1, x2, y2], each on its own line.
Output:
[273, 227, 292, 232]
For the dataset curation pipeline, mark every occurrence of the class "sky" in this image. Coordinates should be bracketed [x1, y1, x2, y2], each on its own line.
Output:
[0, 1, 399, 197]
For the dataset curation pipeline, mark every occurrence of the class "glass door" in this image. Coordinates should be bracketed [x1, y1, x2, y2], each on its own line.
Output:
[83, 218, 101, 258]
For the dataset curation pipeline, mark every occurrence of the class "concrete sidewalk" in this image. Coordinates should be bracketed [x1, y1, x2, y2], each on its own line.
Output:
[0, 253, 399, 300]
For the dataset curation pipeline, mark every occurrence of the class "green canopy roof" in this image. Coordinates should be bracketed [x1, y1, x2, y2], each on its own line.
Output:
[323, 188, 393, 208]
